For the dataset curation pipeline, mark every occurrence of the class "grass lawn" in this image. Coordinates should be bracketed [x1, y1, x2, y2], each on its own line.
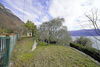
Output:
[10, 37, 100, 67]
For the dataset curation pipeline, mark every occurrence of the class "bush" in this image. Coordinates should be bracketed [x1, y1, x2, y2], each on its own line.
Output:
[74, 36, 92, 47]
[37, 41, 47, 46]
[70, 43, 100, 62]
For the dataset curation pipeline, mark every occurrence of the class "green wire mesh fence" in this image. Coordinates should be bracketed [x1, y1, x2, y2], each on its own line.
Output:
[0, 37, 10, 67]
[0, 34, 19, 67]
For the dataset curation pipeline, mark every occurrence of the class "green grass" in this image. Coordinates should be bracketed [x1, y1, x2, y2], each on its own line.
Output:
[10, 37, 34, 61]
[10, 38, 100, 67]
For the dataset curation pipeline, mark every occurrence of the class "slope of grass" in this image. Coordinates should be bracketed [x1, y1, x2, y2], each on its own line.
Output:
[10, 37, 34, 62]
[10, 38, 100, 67]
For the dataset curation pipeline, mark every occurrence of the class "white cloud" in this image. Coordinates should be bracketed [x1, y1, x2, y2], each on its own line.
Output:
[5, 0, 39, 23]
[42, 16, 49, 22]
[49, 0, 100, 30]
[5, 0, 48, 25]
[3, 0, 100, 30]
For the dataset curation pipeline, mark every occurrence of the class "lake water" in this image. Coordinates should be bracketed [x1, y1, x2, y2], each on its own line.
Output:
[71, 36, 100, 50]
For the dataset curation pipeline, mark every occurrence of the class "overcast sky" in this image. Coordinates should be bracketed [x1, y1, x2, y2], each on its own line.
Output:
[0, 0, 100, 30]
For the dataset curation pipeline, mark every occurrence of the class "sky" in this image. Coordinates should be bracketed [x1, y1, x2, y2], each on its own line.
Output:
[0, 0, 100, 31]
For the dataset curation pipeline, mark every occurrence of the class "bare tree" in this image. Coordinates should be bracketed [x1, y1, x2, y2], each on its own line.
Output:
[85, 9, 100, 41]
[83, 9, 100, 52]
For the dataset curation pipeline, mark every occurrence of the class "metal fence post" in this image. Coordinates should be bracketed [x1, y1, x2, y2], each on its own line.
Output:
[6, 37, 10, 67]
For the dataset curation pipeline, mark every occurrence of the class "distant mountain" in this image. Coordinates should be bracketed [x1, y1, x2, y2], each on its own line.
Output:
[68, 29, 100, 36]
[0, 3, 25, 33]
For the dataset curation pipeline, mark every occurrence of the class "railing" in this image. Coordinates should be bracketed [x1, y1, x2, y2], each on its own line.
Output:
[0, 37, 10, 67]
[0, 34, 19, 67]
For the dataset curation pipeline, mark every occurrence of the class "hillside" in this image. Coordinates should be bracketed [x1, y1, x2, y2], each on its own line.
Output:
[10, 37, 100, 67]
[0, 3, 24, 32]
[69, 29, 100, 36]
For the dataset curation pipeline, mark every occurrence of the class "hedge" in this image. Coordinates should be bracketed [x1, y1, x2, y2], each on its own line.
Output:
[70, 43, 100, 62]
